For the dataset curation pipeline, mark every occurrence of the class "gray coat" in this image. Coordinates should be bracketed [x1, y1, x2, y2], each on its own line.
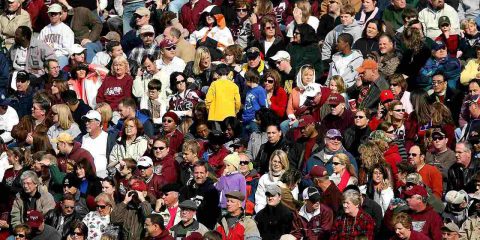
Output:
[9, 38, 55, 77]
[346, 75, 389, 112]
[11, 188, 56, 227]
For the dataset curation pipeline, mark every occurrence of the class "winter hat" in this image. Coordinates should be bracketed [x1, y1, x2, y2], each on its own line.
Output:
[369, 130, 392, 143]
[224, 152, 241, 170]
[163, 111, 180, 125]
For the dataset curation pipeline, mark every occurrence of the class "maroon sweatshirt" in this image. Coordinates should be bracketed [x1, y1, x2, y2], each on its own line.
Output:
[96, 75, 133, 110]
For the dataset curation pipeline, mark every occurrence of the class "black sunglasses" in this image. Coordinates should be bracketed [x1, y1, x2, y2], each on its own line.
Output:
[236, 8, 247, 12]
[390, 83, 398, 87]
[17, 78, 29, 83]
[393, 109, 405, 112]
[63, 205, 75, 209]
[408, 153, 418, 157]
[176, 80, 186, 84]
[96, 205, 108, 209]
[432, 136, 445, 141]
[354, 115, 365, 119]
[153, 146, 166, 151]
[165, 46, 176, 51]
[332, 162, 342, 165]
[328, 136, 342, 141]
[162, 119, 173, 123]
[239, 161, 249, 165]
[265, 79, 274, 84]
[14, 233, 26, 237]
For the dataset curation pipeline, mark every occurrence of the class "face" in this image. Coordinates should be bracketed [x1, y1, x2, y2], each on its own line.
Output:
[406, 194, 423, 210]
[141, 32, 155, 45]
[153, 140, 169, 159]
[224, 125, 235, 139]
[329, 80, 338, 93]
[372, 168, 384, 184]
[392, 0, 406, 8]
[162, 191, 177, 206]
[292, 29, 301, 43]
[238, 157, 250, 174]
[236, 5, 248, 18]
[300, 123, 315, 138]
[264, 22, 275, 38]
[48, 11, 62, 24]
[180, 208, 195, 223]
[434, 47, 448, 59]
[336, 39, 349, 52]
[96, 199, 111, 217]
[225, 53, 235, 65]
[7, 152, 18, 165]
[144, 218, 158, 236]
[271, 155, 284, 172]
[162, 117, 177, 133]
[47, 61, 60, 77]
[183, 150, 197, 164]
[193, 166, 207, 185]
[76, 69, 86, 79]
[302, 68, 314, 85]
[389, 81, 402, 95]
[354, 111, 369, 128]
[22, 177, 37, 194]
[432, 75, 447, 93]
[175, 75, 187, 92]
[379, 36, 394, 54]
[465, 23, 478, 35]
[113, 62, 126, 77]
[102, 181, 116, 195]
[247, 55, 260, 68]
[124, 120, 138, 137]
[111, 45, 124, 58]
[135, 14, 149, 26]
[394, 223, 410, 239]
[340, 14, 353, 26]
[432, 134, 447, 150]
[264, 76, 275, 91]
[440, 23, 450, 33]
[391, 104, 405, 120]
[14, 230, 27, 240]
[16, 78, 30, 92]
[200, 54, 211, 68]
[362, 0, 375, 12]
[61, 199, 75, 215]
[455, 143, 471, 167]
[330, 103, 344, 116]
[332, 156, 345, 173]
[342, 199, 358, 216]
[143, 58, 158, 75]
[162, 45, 177, 60]
[196, 124, 210, 139]
[76, 167, 86, 179]
[148, 89, 159, 100]
[469, 82, 480, 96]
[266, 126, 282, 143]
[266, 193, 281, 206]
[365, 23, 378, 38]
[72, 52, 85, 64]
[226, 198, 241, 213]
[442, 231, 459, 240]
[431, 0, 444, 9]
[51, 84, 59, 94]
[206, 15, 215, 25]
[7, 0, 21, 12]
[325, 136, 342, 151]
[408, 146, 423, 166]
[328, 0, 340, 12]
[71, 227, 85, 240]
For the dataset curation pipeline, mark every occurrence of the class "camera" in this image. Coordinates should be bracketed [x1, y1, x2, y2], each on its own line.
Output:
[128, 191, 139, 199]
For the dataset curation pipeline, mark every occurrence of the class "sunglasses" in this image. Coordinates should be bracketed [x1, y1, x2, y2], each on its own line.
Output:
[432, 136, 445, 141]
[328, 136, 342, 141]
[408, 153, 418, 157]
[332, 162, 342, 165]
[354, 115, 365, 119]
[236, 8, 247, 12]
[176, 80, 186, 84]
[63, 205, 75, 209]
[393, 109, 405, 112]
[153, 146, 166, 151]
[96, 205, 108, 209]
[265, 79, 274, 84]
[48, 12, 60, 16]
[239, 161, 249, 165]
[17, 78, 29, 83]
[162, 119, 173, 123]
[142, 32, 154, 37]
[137, 166, 150, 170]
[265, 26, 274, 30]
[14, 234, 26, 238]
[165, 46, 176, 51]
[390, 83, 398, 87]
[73, 232, 84, 236]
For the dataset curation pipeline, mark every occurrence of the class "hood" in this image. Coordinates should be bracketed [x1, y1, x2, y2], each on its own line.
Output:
[295, 65, 317, 91]
[200, 5, 227, 29]
[337, 20, 361, 34]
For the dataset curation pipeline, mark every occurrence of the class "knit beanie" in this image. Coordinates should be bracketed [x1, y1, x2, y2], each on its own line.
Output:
[163, 111, 180, 125]
[224, 152, 241, 170]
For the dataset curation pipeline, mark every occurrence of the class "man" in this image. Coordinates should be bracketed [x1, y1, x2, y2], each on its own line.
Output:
[133, 53, 169, 101]
[38, 3, 74, 68]
[26, 210, 61, 240]
[61, 90, 92, 134]
[319, 93, 354, 136]
[164, 26, 195, 62]
[296, 115, 322, 169]
[408, 144, 443, 199]
[170, 200, 209, 238]
[322, 4, 362, 62]
[179, 0, 210, 33]
[0, 0, 31, 50]
[92, 33, 123, 66]
[441, 222, 461, 240]
[155, 183, 181, 230]
[110, 178, 153, 240]
[419, 41, 461, 90]
[297, 187, 334, 239]
[179, 161, 220, 229]
[58, 3, 102, 63]
[81, 110, 117, 178]
[255, 184, 294, 239]
[34, 59, 68, 91]
[44, 193, 81, 239]
[447, 141, 480, 192]
[9, 71, 33, 119]
[271, 50, 295, 94]
[10, 26, 55, 78]
[155, 39, 186, 78]
[255, 123, 301, 174]
[347, 59, 390, 112]
[382, 0, 407, 30]
[459, 191, 480, 239]
[121, 7, 151, 56]
[144, 214, 174, 240]
[0, 97, 19, 144]
[54, 132, 95, 173]
[11, 171, 56, 227]
[343, 108, 371, 159]
[30, 94, 51, 128]
[427, 71, 463, 124]
[403, 185, 443, 239]
[327, 33, 364, 87]
[61, 174, 89, 218]
[62, 43, 86, 74]
[137, 156, 166, 200]
[240, 47, 266, 78]
[215, 191, 262, 239]
[129, 25, 161, 66]
[425, 129, 456, 183]
[307, 165, 343, 215]
[117, 98, 155, 137]
[305, 129, 357, 175]
[156, 111, 185, 153]
[418, 0, 460, 39]
[442, 190, 469, 227]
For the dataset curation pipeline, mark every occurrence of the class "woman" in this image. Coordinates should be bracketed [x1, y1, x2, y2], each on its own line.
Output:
[28, 125, 55, 155]
[354, 0, 382, 28]
[223, 45, 243, 73]
[388, 74, 413, 114]
[9, 224, 31, 240]
[230, 0, 253, 49]
[251, 15, 285, 68]
[405, 89, 433, 150]
[254, 150, 291, 213]
[183, 47, 216, 90]
[330, 190, 375, 239]
[50, 79, 69, 105]
[82, 193, 115, 240]
[168, 72, 201, 120]
[459, 18, 480, 62]
[221, 117, 242, 151]
[75, 158, 102, 200]
[101, 177, 121, 204]
[287, 24, 322, 77]
[366, 163, 394, 215]
[96, 56, 133, 111]
[68, 63, 106, 108]
[109, 118, 148, 164]
[378, 34, 400, 77]
[3, 148, 27, 193]
[264, 69, 287, 118]
[390, 212, 430, 240]
[66, 220, 88, 240]
[282, 65, 330, 133]
[286, 0, 319, 39]
[238, 153, 261, 215]
[329, 153, 358, 192]
[47, 104, 81, 152]
[250, 0, 282, 40]
[352, 19, 383, 57]
[384, 101, 408, 139]
[95, 103, 115, 132]
[149, 137, 178, 185]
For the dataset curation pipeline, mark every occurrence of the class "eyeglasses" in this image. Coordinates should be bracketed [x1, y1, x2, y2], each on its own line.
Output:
[142, 32, 155, 38]
[165, 46, 177, 51]
[393, 109, 405, 112]
[176, 80, 186, 84]
[332, 162, 342, 165]
[236, 8, 248, 12]
[63, 205, 75, 209]
[96, 205, 108, 209]
[408, 153, 419, 157]
[432, 81, 445, 85]
[153, 146, 166, 151]
[328, 136, 342, 141]
[432, 136, 445, 141]
[265, 79, 274, 84]
[162, 119, 173, 123]
[48, 12, 60, 16]
[14, 233, 26, 238]
[265, 26, 274, 30]
[354, 115, 365, 119]
[239, 161, 249, 165]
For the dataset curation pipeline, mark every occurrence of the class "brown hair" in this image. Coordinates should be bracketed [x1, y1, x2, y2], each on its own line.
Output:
[388, 73, 408, 91]
[391, 212, 412, 229]
[340, 4, 355, 16]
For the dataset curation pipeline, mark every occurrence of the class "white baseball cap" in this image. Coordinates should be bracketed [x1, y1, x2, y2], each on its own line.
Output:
[270, 51, 291, 61]
[81, 110, 101, 122]
[137, 156, 153, 167]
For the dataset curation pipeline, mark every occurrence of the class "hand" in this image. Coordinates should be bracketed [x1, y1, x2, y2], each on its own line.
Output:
[124, 191, 134, 204]
[136, 191, 146, 202]
[187, 77, 195, 83]
[355, 76, 363, 87]
[137, 68, 144, 77]
[81, 39, 92, 47]
[288, 118, 297, 127]
[249, 13, 257, 24]
[155, 198, 164, 212]
[26, 132, 33, 145]
[0, 220, 8, 228]
[293, 7, 303, 24]
[40, 159, 51, 167]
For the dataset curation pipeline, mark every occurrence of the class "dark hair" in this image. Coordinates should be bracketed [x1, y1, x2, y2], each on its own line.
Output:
[256, 108, 279, 132]
[120, 98, 137, 109]
[280, 169, 302, 185]
[260, 15, 276, 39]
[362, 19, 384, 39]
[141, 54, 157, 65]
[366, 162, 391, 199]
[203, 230, 223, 240]
[432, 70, 445, 80]
[8, 147, 27, 165]
[148, 79, 162, 91]
[338, 33, 354, 47]
[61, 90, 79, 105]
[63, 193, 76, 202]
[75, 158, 96, 179]
[153, 136, 170, 148]
[294, 23, 318, 45]
[147, 214, 165, 230]
[215, 64, 231, 77]
[356, 108, 371, 119]
[401, 7, 418, 22]
[106, 41, 121, 53]
[169, 72, 186, 93]
[266, 123, 281, 132]
[17, 25, 32, 40]
[388, 73, 408, 91]
[221, 117, 242, 139]
[69, 220, 88, 237]
[192, 161, 208, 172]
[397, 161, 416, 174]
[245, 69, 260, 83]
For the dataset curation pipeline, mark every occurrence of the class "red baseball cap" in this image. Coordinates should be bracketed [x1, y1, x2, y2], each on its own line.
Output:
[298, 115, 315, 128]
[26, 210, 44, 228]
[130, 179, 147, 192]
[380, 90, 394, 103]
[306, 165, 328, 179]
[403, 185, 428, 198]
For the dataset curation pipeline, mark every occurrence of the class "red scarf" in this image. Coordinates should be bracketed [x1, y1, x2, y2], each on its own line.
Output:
[338, 170, 351, 192]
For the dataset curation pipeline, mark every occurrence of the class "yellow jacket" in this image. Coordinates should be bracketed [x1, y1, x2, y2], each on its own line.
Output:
[460, 59, 480, 85]
[206, 77, 241, 121]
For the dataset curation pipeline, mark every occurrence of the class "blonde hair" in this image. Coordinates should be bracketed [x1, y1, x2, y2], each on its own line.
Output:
[52, 104, 74, 130]
[111, 56, 130, 76]
[182, 140, 200, 155]
[330, 75, 346, 93]
[193, 47, 211, 75]
[95, 103, 112, 131]
[95, 192, 115, 208]
[333, 153, 357, 177]
[269, 150, 289, 171]
[461, 18, 477, 30]
[295, 0, 312, 24]
[359, 141, 385, 170]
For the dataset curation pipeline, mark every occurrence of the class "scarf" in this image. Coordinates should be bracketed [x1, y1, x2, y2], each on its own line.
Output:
[268, 169, 285, 182]
[338, 170, 351, 192]
[358, 7, 379, 29]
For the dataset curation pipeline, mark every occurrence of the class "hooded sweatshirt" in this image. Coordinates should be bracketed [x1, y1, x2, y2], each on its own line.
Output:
[327, 49, 364, 87]
[321, 20, 363, 61]
[286, 65, 323, 120]
[189, 5, 234, 51]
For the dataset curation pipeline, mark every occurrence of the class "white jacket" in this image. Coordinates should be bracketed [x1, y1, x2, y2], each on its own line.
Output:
[189, 26, 234, 51]
[38, 22, 74, 57]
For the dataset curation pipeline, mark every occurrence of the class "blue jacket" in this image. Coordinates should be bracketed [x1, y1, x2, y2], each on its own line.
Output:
[242, 86, 267, 123]
[10, 88, 34, 119]
[0, 52, 10, 89]
[418, 56, 461, 89]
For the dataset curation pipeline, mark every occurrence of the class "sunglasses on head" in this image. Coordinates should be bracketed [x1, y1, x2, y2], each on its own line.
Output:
[153, 146, 166, 151]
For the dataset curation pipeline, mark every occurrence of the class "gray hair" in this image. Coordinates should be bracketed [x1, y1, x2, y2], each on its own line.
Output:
[95, 193, 115, 207]
[20, 170, 41, 186]
[343, 189, 362, 206]
[457, 141, 472, 153]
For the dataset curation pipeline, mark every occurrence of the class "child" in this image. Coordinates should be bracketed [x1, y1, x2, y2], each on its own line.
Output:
[139, 79, 167, 125]
[435, 16, 460, 58]
[242, 69, 267, 135]
[215, 153, 247, 210]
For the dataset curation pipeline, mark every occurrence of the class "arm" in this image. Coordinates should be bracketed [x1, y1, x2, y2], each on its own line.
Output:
[254, 176, 266, 213]
[86, 9, 103, 42]
[110, 202, 128, 224]
[431, 168, 444, 199]
[10, 197, 22, 227]
[205, 83, 215, 110]
[234, 86, 241, 113]
[48, 164, 65, 185]
[96, 81, 106, 104]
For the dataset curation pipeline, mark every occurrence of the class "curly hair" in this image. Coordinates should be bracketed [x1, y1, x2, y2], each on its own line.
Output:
[359, 140, 385, 171]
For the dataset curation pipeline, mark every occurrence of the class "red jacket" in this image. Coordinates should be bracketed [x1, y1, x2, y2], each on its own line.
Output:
[146, 174, 167, 199]
[57, 142, 96, 173]
[152, 154, 179, 185]
[96, 75, 133, 111]
[409, 206, 443, 240]
[435, 34, 460, 58]
[269, 87, 288, 118]
[384, 144, 402, 187]
[418, 164, 443, 199]
[179, 0, 211, 33]
[296, 203, 334, 239]
[158, 129, 184, 154]
[208, 147, 229, 177]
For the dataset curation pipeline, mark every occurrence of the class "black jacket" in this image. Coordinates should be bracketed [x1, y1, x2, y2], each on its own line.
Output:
[44, 207, 81, 239]
[250, 36, 286, 68]
[447, 159, 480, 193]
[343, 125, 371, 159]
[255, 136, 302, 174]
[255, 203, 294, 240]
[428, 87, 464, 126]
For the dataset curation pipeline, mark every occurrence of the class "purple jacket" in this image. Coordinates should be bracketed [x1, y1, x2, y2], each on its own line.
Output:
[215, 172, 247, 208]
